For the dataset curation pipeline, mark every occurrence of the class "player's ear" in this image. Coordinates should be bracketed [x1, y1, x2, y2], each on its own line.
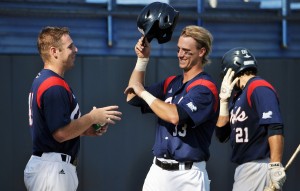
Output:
[50, 46, 58, 59]
[198, 47, 206, 57]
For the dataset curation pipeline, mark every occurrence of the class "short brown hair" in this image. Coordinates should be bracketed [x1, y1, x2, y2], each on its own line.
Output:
[180, 25, 213, 66]
[37, 26, 70, 62]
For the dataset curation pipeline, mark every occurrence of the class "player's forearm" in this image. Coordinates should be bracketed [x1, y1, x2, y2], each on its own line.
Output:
[138, 90, 179, 124]
[52, 114, 94, 142]
[216, 100, 230, 127]
[126, 58, 148, 101]
[150, 100, 179, 125]
[268, 134, 284, 162]
[216, 115, 229, 127]
[127, 70, 145, 101]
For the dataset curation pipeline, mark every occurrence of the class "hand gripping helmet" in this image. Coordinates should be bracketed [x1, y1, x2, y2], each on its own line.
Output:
[221, 47, 257, 78]
[137, 2, 179, 44]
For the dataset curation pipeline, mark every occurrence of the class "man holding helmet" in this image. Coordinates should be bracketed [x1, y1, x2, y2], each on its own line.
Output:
[216, 47, 286, 191]
[124, 2, 218, 191]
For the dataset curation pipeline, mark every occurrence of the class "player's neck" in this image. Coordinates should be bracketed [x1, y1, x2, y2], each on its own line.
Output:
[44, 63, 65, 77]
[240, 74, 255, 89]
[182, 67, 203, 83]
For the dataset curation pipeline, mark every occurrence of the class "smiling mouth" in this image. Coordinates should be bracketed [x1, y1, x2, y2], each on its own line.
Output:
[179, 58, 187, 63]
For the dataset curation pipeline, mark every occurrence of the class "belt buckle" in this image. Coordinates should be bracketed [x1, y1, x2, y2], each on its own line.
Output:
[161, 160, 178, 170]
[161, 161, 171, 169]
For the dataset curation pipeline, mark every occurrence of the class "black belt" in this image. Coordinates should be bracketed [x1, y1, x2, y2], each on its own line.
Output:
[33, 152, 77, 166]
[155, 158, 193, 171]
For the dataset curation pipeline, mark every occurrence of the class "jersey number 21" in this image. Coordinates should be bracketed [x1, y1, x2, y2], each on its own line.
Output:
[236, 127, 249, 143]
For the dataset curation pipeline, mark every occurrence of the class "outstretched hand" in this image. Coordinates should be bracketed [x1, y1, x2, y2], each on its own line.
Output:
[89, 105, 122, 126]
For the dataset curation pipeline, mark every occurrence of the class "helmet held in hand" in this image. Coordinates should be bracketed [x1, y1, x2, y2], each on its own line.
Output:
[221, 47, 257, 78]
[137, 2, 179, 44]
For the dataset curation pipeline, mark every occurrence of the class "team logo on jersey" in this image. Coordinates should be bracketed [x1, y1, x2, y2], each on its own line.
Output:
[186, 102, 197, 112]
[262, 111, 273, 119]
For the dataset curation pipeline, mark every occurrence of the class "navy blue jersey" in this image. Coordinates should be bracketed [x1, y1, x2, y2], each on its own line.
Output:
[229, 77, 283, 164]
[132, 72, 218, 162]
[28, 69, 81, 158]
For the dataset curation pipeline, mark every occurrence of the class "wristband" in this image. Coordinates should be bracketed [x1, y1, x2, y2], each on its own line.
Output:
[268, 162, 282, 169]
[219, 100, 229, 116]
[140, 91, 156, 106]
[134, 57, 149, 72]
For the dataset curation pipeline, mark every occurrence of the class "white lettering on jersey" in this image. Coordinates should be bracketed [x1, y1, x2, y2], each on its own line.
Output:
[186, 102, 197, 112]
[178, 96, 183, 103]
[230, 106, 248, 124]
[70, 103, 81, 119]
[28, 92, 33, 126]
[165, 96, 184, 104]
[165, 97, 172, 104]
[262, 111, 273, 119]
[164, 96, 187, 137]
[173, 124, 187, 137]
[168, 88, 173, 94]
[235, 127, 249, 143]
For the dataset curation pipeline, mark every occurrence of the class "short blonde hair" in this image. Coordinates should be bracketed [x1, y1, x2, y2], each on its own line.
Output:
[37, 26, 70, 62]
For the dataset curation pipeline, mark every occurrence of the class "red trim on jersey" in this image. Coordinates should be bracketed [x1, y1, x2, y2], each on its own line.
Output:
[247, 79, 276, 107]
[163, 75, 176, 94]
[187, 79, 219, 112]
[37, 76, 72, 108]
[163, 76, 219, 112]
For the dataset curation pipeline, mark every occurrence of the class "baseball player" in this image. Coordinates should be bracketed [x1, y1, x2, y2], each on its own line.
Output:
[124, 24, 218, 190]
[216, 47, 286, 191]
[24, 26, 122, 191]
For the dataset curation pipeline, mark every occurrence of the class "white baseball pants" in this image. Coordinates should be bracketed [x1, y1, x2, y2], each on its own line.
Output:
[24, 152, 78, 191]
[143, 158, 210, 191]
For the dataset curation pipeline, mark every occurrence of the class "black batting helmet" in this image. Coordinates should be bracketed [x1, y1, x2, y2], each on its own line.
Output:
[137, 2, 179, 44]
[221, 47, 257, 77]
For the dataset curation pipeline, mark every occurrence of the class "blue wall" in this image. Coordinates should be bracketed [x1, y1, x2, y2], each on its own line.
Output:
[0, 0, 300, 57]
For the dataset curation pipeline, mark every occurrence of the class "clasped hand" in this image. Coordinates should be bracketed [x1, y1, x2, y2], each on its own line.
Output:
[124, 81, 145, 97]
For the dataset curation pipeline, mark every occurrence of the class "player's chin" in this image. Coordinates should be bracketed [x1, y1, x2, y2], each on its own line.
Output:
[178, 60, 187, 68]
[66, 63, 74, 71]
[69, 55, 76, 62]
